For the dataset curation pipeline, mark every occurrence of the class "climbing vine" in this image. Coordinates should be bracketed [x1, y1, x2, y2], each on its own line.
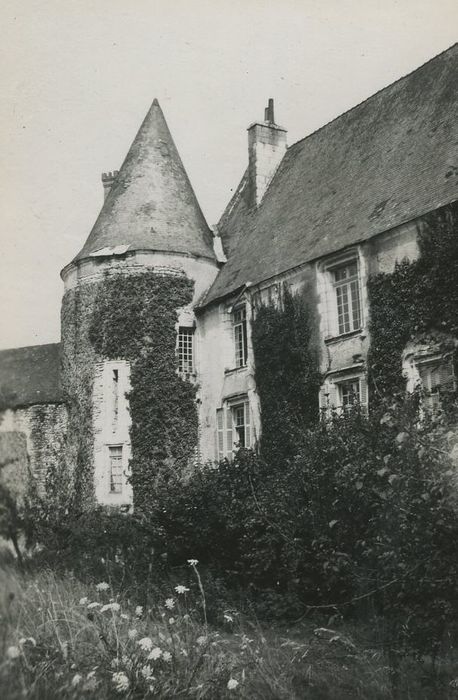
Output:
[89, 271, 197, 512]
[251, 283, 321, 464]
[367, 201, 458, 402]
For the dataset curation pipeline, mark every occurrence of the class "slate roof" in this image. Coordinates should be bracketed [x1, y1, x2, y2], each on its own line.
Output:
[0, 344, 63, 409]
[74, 99, 215, 263]
[204, 44, 458, 305]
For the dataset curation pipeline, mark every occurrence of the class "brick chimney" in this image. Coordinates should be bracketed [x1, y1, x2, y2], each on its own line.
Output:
[101, 170, 119, 200]
[247, 99, 287, 207]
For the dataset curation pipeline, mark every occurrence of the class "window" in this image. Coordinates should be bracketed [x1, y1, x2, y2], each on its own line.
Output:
[233, 306, 248, 367]
[331, 261, 362, 335]
[417, 356, 455, 415]
[108, 445, 123, 493]
[178, 327, 194, 375]
[112, 369, 119, 431]
[319, 373, 368, 417]
[216, 399, 251, 460]
[338, 378, 361, 412]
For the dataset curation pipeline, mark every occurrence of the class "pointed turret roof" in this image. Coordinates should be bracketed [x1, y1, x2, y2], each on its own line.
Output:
[74, 99, 215, 262]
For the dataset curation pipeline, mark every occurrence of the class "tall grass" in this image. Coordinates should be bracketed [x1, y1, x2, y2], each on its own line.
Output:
[0, 561, 456, 699]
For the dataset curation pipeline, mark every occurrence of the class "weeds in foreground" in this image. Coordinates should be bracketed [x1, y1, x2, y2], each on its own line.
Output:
[1, 560, 458, 699]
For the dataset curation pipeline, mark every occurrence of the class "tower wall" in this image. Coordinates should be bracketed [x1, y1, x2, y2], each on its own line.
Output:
[60, 251, 218, 510]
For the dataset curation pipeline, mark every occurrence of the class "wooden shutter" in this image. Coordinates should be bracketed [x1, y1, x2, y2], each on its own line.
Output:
[359, 375, 368, 414]
[225, 406, 233, 461]
[216, 408, 224, 461]
[244, 401, 251, 448]
[439, 358, 455, 391]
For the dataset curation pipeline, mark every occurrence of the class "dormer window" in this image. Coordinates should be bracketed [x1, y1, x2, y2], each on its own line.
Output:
[233, 306, 248, 368]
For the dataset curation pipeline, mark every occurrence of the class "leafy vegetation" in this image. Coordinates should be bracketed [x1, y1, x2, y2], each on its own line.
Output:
[89, 271, 197, 512]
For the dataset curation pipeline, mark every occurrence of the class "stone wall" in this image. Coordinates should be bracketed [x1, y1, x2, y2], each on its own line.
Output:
[0, 403, 67, 496]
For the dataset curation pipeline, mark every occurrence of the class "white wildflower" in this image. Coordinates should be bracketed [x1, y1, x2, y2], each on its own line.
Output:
[187, 559, 199, 566]
[148, 647, 162, 661]
[128, 629, 138, 640]
[71, 674, 82, 687]
[87, 602, 101, 609]
[120, 613, 129, 620]
[162, 651, 172, 662]
[164, 597, 175, 610]
[227, 678, 239, 690]
[141, 665, 154, 680]
[19, 636, 37, 646]
[168, 617, 175, 625]
[175, 585, 190, 595]
[224, 613, 234, 623]
[79, 597, 88, 605]
[196, 635, 207, 646]
[112, 671, 129, 693]
[135, 605, 143, 617]
[101, 602, 121, 613]
[138, 637, 153, 651]
[111, 658, 120, 668]
[96, 582, 110, 592]
[6, 646, 20, 660]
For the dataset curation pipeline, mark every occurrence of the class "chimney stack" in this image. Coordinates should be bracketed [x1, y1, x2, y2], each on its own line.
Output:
[248, 99, 287, 207]
[101, 170, 119, 200]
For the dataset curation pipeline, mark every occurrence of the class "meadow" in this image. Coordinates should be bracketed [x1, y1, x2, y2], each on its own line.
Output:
[1, 552, 458, 700]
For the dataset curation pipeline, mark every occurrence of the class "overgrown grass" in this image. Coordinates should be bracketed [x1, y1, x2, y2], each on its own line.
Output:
[1, 561, 458, 699]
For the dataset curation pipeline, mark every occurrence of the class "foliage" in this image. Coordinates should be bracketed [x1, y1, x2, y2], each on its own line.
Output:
[3, 563, 457, 699]
[89, 271, 197, 512]
[61, 283, 99, 510]
[251, 284, 321, 463]
[368, 202, 458, 401]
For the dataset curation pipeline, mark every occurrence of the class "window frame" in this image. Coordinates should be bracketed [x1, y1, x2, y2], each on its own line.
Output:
[318, 251, 365, 341]
[108, 444, 124, 494]
[177, 326, 195, 376]
[413, 353, 456, 415]
[319, 371, 368, 418]
[216, 398, 251, 460]
[233, 304, 248, 368]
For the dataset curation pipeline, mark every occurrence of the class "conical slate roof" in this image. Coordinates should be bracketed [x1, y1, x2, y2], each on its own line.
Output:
[74, 99, 215, 262]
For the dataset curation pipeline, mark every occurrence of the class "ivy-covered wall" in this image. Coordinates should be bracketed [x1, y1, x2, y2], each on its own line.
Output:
[88, 271, 197, 512]
[367, 202, 458, 401]
[61, 269, 198, 512]
[251, 284, 322, 463]
[61, 283, 99, 509]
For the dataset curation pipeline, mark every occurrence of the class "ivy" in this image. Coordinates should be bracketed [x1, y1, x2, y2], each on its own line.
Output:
[251, 284, 322, 464]
[89, 271, 197, 512]
[367, 202, 458, 402]
[61, 283, 98, 511]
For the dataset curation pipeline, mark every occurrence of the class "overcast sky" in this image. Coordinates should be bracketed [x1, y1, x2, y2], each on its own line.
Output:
[0, 0, 457, 350]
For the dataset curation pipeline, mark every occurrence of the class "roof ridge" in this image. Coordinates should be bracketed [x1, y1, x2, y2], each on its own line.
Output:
[287, 42, 458, 153]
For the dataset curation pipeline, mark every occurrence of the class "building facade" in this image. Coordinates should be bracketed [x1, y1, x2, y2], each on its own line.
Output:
[1, 45, 457, 509]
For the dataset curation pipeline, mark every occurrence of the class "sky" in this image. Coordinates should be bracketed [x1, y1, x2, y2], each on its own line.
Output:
[0, 0, 457, 350]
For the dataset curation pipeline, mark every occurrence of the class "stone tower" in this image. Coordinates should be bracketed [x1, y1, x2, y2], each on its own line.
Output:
[60, 99, 218, 510]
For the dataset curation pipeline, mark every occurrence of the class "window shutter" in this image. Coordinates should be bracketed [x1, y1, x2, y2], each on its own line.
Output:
[244, 401, 251, 448]
[439, 358, 455, 391]
[359, 375, 368, 413]
[216, 408, 224, 461]
[225, 406, 233, 461]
